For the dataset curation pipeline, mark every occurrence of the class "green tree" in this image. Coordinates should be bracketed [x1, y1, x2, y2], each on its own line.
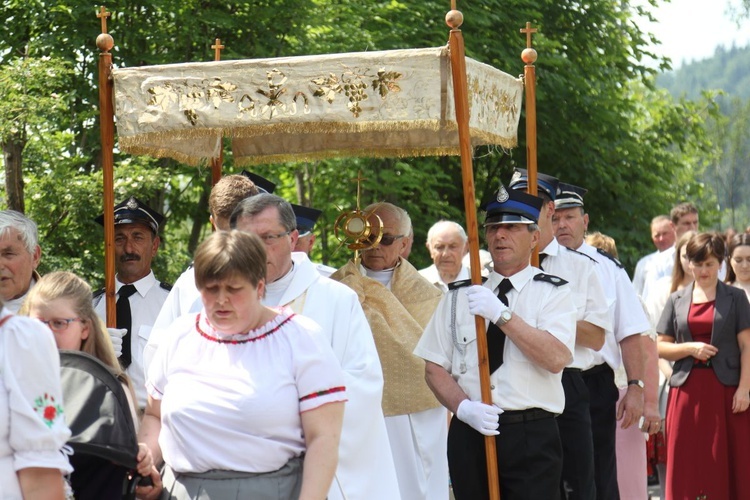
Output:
[0, 0, 722, 279]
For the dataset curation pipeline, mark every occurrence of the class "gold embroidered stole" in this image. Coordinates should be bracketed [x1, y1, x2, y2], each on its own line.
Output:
[332, 259, 442, 416]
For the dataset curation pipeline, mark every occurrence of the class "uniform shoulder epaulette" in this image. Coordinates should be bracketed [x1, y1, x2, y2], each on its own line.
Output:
[563, 246, 597, 264]
[533, 273, 568, 286]
[160, 281, 173, 292]
[92, 288, 105, 299]
[596, 248, 624, 269]
[447, 277, 487, 290]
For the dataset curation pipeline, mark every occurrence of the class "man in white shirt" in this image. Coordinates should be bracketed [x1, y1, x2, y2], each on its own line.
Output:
[632, 215, 675, 296]
[509, 169, 610, 500]
[419, 220, 470, 292]
[229, 194, 401, 500]
[0, 210, 42, 313]
[641, 203, 701, 302]
[93, 196, 171, 409]
[553, 183, 649, 500]
[415, 185, 576, 500]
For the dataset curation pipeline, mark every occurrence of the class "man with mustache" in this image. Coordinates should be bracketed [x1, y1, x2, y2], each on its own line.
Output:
[94, 196, 170, 410]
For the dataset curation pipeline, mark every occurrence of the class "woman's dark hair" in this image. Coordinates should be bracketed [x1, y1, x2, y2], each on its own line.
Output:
[685, 232, 725, 264]
[725, 233, 750, 284]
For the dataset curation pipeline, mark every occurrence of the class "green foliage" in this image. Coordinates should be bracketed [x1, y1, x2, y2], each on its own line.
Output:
[0, 0, 723, 280]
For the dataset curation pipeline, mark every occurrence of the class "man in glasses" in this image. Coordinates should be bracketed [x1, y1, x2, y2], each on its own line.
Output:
[331, 202, 449, 500]
[227, 193, 400, 500]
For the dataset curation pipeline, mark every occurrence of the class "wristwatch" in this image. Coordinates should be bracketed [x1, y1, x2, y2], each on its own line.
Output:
[497, 309, 512, 326]
[627, 379, 645, 389]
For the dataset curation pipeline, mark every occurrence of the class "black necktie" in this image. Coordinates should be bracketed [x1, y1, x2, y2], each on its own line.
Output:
[539, 252, 548, 271]
[116, 284, 137, 369]
[487, 279, 513, 373]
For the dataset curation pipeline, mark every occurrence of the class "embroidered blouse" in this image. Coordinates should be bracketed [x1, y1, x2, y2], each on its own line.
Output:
[147, 308, 346, 473]
[0, 308, 72, 498]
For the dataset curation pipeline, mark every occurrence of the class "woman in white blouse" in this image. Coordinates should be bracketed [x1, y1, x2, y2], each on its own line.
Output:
[0, 298, 72, 499]
[137, 230, 347, 500]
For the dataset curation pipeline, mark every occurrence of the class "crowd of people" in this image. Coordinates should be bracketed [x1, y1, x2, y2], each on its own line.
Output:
[1, 168, 749, 500]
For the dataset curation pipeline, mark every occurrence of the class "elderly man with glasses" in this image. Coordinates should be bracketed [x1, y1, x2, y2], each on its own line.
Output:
[331, 202, 449, 500]
[226, 193, 401, 500]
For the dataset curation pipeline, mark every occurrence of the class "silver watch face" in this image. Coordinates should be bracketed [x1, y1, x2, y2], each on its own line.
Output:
[500, 310, 512, 324]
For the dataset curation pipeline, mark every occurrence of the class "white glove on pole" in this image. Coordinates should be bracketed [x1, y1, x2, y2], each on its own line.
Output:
[107, 327, 127, 358]
[465, 285, 508, 324]
[456, 399, 504, 436]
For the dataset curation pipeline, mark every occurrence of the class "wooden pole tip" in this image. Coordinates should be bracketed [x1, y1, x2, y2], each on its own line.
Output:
[445, 9, 463, 29]
[522, 47, 537, 64]
[97, 33, 114, 52]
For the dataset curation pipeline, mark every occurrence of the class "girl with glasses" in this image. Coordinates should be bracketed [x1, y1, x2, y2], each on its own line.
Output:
[19, 271, 155, 499]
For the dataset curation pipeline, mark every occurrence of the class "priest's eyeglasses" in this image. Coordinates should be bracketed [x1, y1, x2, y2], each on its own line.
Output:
[39, 318, 84, 331]
[367, 233, 404, 247]
[259, 231, 291, 245]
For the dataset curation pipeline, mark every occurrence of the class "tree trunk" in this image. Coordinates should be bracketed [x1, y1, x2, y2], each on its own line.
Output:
[2, 134, 26, 212]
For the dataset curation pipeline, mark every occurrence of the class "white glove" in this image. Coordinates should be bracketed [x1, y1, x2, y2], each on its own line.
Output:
[456, 399, 503, 436]
[465, 285, 508, 324]
[107, 327, 126, 358]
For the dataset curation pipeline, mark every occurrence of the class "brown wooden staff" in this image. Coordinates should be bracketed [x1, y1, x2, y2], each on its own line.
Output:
[446, 3, 501, 499]
[96, 6, 116, 327]
[522, 22, 540, 267]
[210, 38, 225, 187]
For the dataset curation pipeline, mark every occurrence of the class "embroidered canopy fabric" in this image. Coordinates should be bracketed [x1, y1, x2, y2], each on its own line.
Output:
[112, 47, 523, 166]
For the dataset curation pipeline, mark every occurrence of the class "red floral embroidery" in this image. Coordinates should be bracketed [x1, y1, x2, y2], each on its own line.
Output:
[34, 393, 64, 428]
[43, 406, 58, 420]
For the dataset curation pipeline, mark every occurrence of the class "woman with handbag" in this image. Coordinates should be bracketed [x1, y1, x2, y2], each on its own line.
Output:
[657, 232, 750, 499]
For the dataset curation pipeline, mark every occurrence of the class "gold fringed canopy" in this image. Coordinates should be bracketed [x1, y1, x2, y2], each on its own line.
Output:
[112, 47, 523, 165]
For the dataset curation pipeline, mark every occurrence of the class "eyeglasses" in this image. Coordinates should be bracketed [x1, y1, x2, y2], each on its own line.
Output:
[258, 231, 291, 245]
[367, 233, 404, 247]
[39, 318, 83, 332]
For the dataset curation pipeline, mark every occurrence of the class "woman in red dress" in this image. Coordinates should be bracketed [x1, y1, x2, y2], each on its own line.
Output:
[657, 232, 750, 500]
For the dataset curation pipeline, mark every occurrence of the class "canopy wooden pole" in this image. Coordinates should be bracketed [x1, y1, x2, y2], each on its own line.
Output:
[446, 5, 501, 499]
[96, 6, 116, 327]
[521, 22, 540, 267]
[210, 38, 225, 187]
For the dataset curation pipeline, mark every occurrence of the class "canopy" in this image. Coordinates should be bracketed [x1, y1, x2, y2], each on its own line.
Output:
[112, 47, 523, 166]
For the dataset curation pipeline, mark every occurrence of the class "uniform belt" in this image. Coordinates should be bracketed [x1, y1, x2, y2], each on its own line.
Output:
[582, 363, 611, 377]
[563, 367, 582, 373]
[499, 408, 555, 425]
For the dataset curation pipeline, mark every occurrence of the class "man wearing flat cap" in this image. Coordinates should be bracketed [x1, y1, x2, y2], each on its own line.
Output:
[509, 169, 610, 500]
[94, 196, 171, 410]
[553, 182, 649, 500]
[415, 185, 576, 500]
